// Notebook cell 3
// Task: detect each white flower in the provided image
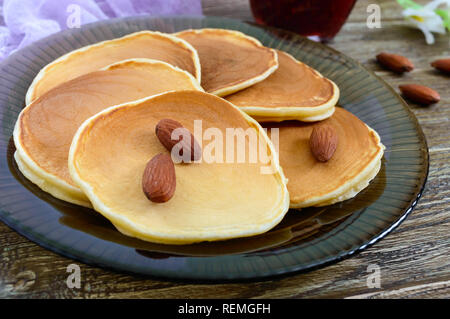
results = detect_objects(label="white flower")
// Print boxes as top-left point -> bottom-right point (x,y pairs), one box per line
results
402,0 -> 449,44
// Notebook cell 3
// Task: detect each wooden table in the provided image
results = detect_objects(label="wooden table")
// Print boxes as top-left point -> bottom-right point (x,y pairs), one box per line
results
1,0 -> 449,298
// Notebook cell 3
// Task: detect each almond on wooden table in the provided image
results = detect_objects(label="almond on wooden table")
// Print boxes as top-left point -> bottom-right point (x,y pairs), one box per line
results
142,153 -> 176,203
399,84 -> 440,106
309,124 -> 338,162
155,118 -> 201,162
431,58 -> 450,74
376,52 -> 414,73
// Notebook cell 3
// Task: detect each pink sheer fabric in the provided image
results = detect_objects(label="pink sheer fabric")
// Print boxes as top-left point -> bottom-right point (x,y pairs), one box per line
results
0,0 -> 202,60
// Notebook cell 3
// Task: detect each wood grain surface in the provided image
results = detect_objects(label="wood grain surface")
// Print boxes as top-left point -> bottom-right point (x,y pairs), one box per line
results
1,0 -> 449,299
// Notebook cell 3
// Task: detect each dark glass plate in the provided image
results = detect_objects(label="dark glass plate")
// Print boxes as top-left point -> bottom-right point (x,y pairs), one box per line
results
0,16 -> 428,280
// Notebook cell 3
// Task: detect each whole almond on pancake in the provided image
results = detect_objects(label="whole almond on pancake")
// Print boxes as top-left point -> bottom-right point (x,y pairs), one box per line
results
142,153 -> 176,203
155,119 -> 201,162
309,124 -> 338,162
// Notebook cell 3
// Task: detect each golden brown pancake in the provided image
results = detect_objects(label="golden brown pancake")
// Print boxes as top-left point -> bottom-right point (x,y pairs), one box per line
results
26,31 -> 201,103
14,59 -> 203,207
226,50 -> 339,122
263,107 -> 384,208
69,90 -> 289,245
175,28 -> 278,96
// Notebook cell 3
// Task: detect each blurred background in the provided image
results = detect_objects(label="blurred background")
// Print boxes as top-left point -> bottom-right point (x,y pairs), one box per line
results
2,0 -> 449,61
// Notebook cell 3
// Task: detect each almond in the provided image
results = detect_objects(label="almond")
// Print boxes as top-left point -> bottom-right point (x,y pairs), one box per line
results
309,124 -> 338,162
155,119 -> 201,162
142,153 -> 176,203
431,58 -> 450,74
376,52 -> 414,73
399,84 -> 440,105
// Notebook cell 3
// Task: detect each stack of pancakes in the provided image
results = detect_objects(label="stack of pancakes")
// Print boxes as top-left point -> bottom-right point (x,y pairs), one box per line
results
14,29 -> 384,245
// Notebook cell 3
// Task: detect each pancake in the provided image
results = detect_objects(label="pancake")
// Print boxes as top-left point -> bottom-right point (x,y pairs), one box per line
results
263,107 -> 385,208
26,31 -> 201,104
175,28 -> 278,96
226,50 -> 339,122
14,59 -> 203,207
68,90 -> 289,244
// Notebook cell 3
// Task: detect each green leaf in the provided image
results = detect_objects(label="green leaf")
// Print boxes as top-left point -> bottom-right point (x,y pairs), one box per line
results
396,0 -> 423,9
436,8 -> 450,30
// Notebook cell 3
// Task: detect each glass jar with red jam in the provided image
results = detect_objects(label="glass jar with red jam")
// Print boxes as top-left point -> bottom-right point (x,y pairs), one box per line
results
250,0 -> 357,42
